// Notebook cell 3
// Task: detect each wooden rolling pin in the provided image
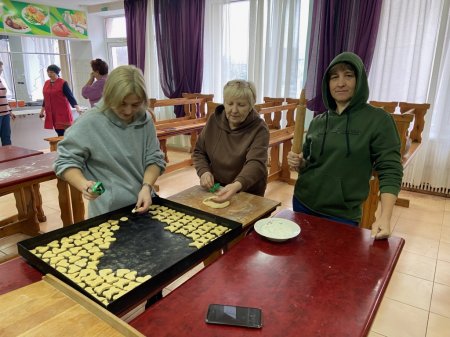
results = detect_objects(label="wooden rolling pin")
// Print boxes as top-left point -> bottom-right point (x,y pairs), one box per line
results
292,89 -> 307,154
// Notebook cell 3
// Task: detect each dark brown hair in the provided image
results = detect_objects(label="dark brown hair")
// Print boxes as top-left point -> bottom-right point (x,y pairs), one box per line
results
90,58 -> 109,75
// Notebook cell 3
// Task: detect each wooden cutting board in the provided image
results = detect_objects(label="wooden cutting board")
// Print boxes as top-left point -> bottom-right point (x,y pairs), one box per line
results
0,274 -> 144,337
168,185 -> 281,228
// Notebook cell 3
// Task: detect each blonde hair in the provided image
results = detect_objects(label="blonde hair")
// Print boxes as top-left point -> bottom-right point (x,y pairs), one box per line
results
101,65 -> 148,111
223,79 -> 257,108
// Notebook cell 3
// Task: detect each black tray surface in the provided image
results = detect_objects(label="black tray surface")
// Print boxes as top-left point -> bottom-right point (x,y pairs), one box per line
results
18,196 -> 243,314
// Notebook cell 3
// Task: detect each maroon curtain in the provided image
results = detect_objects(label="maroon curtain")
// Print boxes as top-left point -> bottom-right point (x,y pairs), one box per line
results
124,0 -> 148,73
305,0 -> 383,114
154,0 -> 205,117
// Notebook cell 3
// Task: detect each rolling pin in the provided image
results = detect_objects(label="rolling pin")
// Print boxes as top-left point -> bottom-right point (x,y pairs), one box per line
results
292,89 -> 306,154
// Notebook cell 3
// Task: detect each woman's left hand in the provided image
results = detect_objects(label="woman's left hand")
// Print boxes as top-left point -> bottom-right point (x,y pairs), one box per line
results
371,218 -> 391,240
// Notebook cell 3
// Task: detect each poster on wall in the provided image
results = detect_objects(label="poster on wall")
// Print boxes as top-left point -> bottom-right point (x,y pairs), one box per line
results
1,0 -> 51,36
49,7 -> 88,39
0,0 -> 88,39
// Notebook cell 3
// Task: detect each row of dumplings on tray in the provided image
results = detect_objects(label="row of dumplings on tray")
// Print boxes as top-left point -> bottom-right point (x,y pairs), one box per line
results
30,217 -> 151,306
148,204 -> 231,249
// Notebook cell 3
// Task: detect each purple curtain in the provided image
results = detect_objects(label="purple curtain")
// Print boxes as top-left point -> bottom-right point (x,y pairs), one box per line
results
154,0 -> 205,117
305,0 -> 383,114
124,0 -> 148,73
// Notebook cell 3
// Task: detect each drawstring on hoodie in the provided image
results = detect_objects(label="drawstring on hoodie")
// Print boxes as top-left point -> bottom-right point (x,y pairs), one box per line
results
345,113 -> 350,157
319,112 -> 329,156
319,111 -> 351,157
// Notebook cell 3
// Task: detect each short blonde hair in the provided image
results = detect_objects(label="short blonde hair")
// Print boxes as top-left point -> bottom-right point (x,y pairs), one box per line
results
223,79 -> 257,108
101,65 -> 148,111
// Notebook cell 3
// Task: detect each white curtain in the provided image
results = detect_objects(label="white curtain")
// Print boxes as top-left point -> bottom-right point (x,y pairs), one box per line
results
21,37 -> 59,101
202,0 -> 309,103
368,0 -> 450,193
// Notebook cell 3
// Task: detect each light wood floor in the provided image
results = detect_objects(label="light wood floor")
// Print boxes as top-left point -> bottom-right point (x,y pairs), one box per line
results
1,151 -> 449,336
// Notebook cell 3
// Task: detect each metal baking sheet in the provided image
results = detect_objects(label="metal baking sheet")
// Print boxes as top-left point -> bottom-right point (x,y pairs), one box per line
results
17,196 -> 243,315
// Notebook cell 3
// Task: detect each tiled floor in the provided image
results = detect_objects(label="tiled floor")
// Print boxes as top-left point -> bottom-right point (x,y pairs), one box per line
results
1,149 -> 449,336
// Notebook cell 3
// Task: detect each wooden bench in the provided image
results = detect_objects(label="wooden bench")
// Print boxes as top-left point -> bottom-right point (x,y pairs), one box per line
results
150,97 -> 209,173
360,102 -> 430,228
182,93 -> 214,119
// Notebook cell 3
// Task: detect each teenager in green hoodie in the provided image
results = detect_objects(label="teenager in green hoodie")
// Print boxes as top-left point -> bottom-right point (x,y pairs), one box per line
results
287,52 -> 403,239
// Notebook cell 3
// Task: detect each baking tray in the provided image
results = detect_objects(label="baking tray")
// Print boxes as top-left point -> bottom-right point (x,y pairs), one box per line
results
18,196 -> 243,315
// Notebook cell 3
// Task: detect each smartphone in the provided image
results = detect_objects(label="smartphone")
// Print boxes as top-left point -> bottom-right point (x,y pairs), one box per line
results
205,304 -> 263,328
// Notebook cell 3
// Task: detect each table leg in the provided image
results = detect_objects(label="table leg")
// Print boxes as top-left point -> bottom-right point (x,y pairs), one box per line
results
0,187 -> 40,238
70,185 -> 85,223
56,178 -> 74,226
32,184 -> 47,222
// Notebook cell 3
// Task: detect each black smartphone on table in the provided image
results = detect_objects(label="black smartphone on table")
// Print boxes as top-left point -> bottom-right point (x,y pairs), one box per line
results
205,304 -> 263,328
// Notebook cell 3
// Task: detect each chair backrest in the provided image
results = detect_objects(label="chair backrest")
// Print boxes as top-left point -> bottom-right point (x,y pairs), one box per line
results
391,112 -> 415,157
398,102 -> 430,143
369,101 -> 398,113
206,101 -> 220,118
263,97 -> 285,105
182,93 -> 214,118
149,97 -> 206,121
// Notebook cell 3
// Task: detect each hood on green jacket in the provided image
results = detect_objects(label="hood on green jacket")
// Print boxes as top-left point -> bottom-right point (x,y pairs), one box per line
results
322,52 -> 369,113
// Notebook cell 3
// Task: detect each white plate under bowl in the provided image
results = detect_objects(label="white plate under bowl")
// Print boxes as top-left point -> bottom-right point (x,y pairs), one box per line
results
254,218 -> 301,242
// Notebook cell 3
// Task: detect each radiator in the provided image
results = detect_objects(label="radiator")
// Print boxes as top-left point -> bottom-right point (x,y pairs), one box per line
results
402,181 -> 450,197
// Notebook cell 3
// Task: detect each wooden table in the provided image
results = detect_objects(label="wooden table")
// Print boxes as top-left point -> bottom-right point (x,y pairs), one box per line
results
130,209 -> 404,337
167,185 -> 280,229
0,152 -> 85,238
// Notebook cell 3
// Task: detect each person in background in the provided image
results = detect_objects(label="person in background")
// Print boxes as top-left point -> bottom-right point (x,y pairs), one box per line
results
287,52 -> 403,239
0,61 -> 15,146
192,79 -> 269,202
54,65 -> 166,218
82,58 -> 109,107
39,64 -> 82,136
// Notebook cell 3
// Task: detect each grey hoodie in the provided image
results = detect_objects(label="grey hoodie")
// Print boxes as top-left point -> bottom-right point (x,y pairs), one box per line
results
54,101 -> 166,217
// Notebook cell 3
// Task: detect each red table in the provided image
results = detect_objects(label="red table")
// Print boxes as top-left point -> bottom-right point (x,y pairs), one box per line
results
130,210 -> 404,337
0,152 -> 85,238
0,145 -> 42,164
0,258 -> 42,295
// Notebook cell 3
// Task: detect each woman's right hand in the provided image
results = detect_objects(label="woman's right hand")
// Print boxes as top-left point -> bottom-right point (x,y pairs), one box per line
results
82,180 -> 101,200
287,151 -> 305,171
200,172 -> 214,190
39,110 -> 45,118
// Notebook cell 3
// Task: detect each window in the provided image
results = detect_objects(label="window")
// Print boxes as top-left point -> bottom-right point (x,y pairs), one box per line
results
105,16 -> 128,69
0,35 -> 72,105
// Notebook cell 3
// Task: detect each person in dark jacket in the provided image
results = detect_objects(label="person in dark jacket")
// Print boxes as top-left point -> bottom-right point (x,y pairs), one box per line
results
287,52 -> 403,239
39,64 -> 82,136
193,79 -> 269,203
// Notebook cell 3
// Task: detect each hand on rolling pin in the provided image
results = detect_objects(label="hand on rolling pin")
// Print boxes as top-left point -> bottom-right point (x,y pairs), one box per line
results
200,172 -> 214,190
210,181 -> 242,203
287,151 -> 306,172
82,181 -> 101,200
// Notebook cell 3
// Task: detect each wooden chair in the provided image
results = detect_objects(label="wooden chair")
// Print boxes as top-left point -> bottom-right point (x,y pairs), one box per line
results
369,101 -> 398,113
